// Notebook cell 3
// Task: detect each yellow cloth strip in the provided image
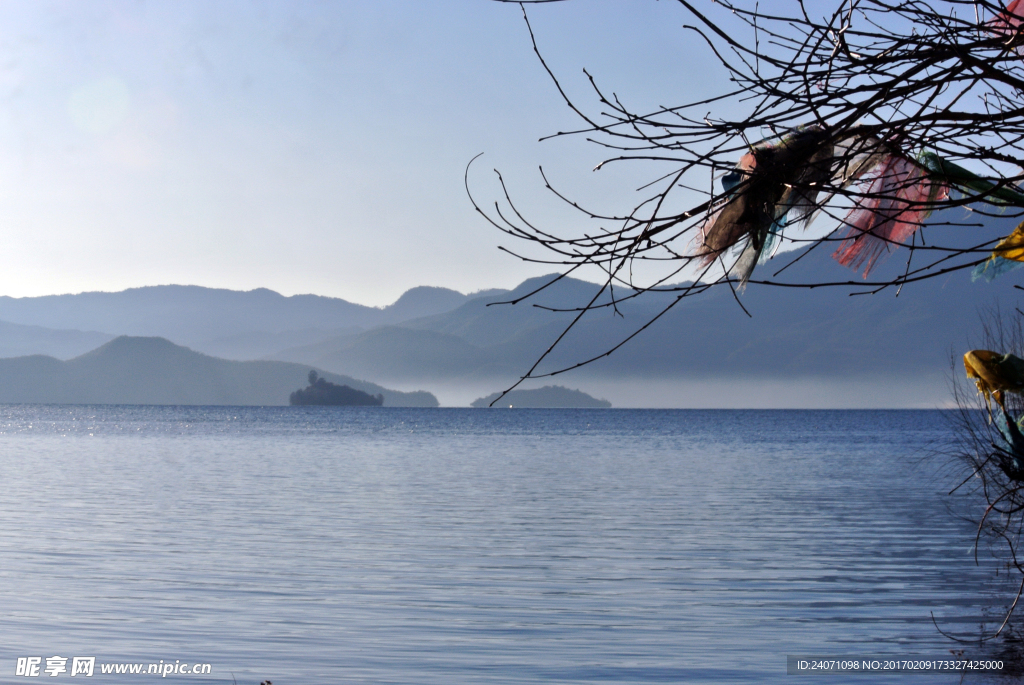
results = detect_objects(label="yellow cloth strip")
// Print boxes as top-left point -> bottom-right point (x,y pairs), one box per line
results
965,349 -> 1024,410
990,220 -> 1024,263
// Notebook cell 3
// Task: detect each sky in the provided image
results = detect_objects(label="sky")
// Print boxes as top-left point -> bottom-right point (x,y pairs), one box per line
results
0,0 -> 727,306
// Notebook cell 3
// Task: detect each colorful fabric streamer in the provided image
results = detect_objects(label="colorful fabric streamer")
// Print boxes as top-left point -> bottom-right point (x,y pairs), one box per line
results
964,349 -> 1024,410
965,349 -> 1024,480
921,153 -> 1024,206
696,125 -> 836,286
698,123 -> 1024,283
832,154 -> 949,277
991,0 -> 1024,50
927,152 -> 1024,283
830,147 -> 1024,277
919,153 -> 1024,283
993,406 -> 1024,482
973,221 -> 1024,281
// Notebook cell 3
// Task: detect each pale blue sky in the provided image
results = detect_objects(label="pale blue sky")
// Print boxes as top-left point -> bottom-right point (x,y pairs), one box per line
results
0,0 -> 723,305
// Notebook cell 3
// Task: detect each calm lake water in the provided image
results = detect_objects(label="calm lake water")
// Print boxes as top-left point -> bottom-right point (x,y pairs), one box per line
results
0,407 -> 1014,683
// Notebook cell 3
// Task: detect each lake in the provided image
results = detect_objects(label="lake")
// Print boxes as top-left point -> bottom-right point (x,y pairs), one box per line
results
0,406 -> 1012,683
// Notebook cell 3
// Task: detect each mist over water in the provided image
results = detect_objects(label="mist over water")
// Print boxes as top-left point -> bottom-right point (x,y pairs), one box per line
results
580,375 -> 954,409
411,376 -> 951,409
0,406 -> 1010,683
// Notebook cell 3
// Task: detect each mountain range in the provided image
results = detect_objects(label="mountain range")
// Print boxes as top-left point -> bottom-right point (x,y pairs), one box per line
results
0,211 -> 1019,407
261,217 -> 1020,406
0,284 -> 508,361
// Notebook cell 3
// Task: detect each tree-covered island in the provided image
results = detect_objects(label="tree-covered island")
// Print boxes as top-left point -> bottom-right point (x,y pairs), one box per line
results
290,370 -> 384,406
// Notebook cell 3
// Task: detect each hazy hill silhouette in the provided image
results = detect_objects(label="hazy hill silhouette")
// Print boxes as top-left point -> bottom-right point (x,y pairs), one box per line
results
383,286 -> 478,324
0,320 -> 113,359
268,212 -> 1021,397
0,285 -> 508,360
0,209 -> 1018,406
0,336 -> 437,406
471,385 -> 612,408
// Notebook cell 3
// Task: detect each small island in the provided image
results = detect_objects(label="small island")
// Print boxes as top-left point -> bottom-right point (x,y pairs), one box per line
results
471,385 -> 611,408
290,371 -> 384,406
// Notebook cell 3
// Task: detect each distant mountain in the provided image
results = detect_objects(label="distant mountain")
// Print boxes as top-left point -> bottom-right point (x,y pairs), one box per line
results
271,325 -> 499,381
472,385 -> 612,408
0,286 -> 375,344
196,327 -> 365,362
0,336 -> 437,406
380,286 -> 473,324
0,320 -> 113,360
0,285 -> 510,361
